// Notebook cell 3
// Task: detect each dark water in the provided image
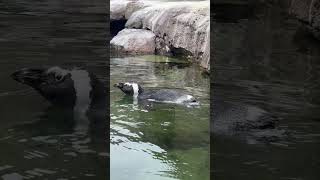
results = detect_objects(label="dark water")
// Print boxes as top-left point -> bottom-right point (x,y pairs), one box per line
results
0,0 -> 108,179
212,3 -> 320,180
148,0 -> 207,1
110,55 -> 210,180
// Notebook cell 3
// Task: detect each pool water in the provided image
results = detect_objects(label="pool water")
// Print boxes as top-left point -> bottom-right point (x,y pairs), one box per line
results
110,55 -> 210,180
212,3 -> 320,180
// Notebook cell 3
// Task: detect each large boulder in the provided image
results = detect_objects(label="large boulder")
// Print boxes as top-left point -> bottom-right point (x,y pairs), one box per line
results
110,28 -> 156,54
125,1 -> 210,70
110,0 -> 130,20
110,0 -> 210,71
110,0 -> 151,21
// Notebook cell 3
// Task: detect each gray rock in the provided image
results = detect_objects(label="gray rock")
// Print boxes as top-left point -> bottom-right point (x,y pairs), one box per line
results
110,0 -> 151,21
110,0 -> 130,20
110,28 -> 156,54
110,0 -> 210,70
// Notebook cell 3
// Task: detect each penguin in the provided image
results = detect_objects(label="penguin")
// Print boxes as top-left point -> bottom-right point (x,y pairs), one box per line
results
114,82 -> 200,107
11,66 -> 106,107
10,66 -> 109,178
211,98 -> 288,144
11,66 -> 107,136
11,66 -> 287,144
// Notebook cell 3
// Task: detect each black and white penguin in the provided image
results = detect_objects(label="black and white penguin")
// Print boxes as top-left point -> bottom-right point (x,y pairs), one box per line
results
11,66 -> 286,144
114,82 -> 200,106
212,99 -> 288,144
11,66 -> 107,135
114,82 -> 287,143
11,66 -> 109,170
12,66 -> 106,107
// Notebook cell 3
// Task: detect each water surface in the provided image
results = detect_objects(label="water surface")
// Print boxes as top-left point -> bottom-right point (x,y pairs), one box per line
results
0,0 -> 108,179
110,55 -> 210,180
212,3 -> 320,180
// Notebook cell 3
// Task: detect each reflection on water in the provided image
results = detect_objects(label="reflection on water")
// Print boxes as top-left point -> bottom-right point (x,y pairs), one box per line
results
0,88 -> 109,179
110,56 -> 210,180
0,0 -> 107,179
212,2 -> 320,180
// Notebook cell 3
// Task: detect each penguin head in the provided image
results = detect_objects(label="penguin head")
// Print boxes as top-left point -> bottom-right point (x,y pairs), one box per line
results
11,66 -> 93,107
114,82 -> 143,96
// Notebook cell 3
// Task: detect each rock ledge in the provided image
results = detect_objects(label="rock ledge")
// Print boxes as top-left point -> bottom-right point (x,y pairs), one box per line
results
110,0 -> 210,70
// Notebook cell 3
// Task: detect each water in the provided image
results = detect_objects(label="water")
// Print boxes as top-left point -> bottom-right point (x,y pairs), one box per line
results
110,55 -> 210,180
0,0 -> 108,179
212,3 -> 320,180
147,0 -> 208,1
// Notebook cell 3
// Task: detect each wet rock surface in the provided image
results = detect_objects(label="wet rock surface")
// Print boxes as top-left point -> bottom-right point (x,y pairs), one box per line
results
110,0 -> 210,70
111,28 -> 156,54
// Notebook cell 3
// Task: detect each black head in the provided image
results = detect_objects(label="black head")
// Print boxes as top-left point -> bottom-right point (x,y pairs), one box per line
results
11,66 -> 76,106
114,82 -> 143,96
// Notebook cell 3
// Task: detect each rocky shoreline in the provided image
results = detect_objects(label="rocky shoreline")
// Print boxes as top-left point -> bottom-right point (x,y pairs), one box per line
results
110,0 -> 210,71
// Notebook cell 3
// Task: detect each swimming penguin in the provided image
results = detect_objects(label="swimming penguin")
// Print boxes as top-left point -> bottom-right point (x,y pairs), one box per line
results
11,66 -> 107,107
11,66 -> 107,136
10,66 -> 109,175
11,66 -> 286,144
212,98 -> 288,144
114,82 -> 200,107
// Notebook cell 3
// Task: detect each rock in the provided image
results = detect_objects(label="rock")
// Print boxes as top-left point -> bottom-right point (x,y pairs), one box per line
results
125,1 -> 210,69
155,37 -> 172,56
110,0 -> 149,36
110,28 -> 156,54
110,0 -> 130,20
289,0 -> 320,39
110,0 -> 151,21
110,0 -> 210,71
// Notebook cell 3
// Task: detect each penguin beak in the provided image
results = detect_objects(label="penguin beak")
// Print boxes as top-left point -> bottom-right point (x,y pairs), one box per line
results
11,68 -> 44,86
114,83 -> 123,88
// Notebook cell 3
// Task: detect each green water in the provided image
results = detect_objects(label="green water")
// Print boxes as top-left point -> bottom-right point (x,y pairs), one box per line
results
110,55 -> 210,180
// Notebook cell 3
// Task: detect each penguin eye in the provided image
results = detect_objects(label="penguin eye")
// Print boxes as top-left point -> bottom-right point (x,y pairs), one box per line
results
55,75 -> 63,81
